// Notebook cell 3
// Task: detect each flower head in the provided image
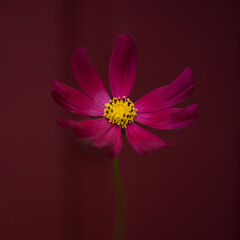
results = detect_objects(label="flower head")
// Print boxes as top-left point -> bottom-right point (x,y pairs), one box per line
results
51,34 -> 199,157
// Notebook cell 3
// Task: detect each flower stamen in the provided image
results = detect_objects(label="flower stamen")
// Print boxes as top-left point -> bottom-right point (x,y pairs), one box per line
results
103,96 -> 137,128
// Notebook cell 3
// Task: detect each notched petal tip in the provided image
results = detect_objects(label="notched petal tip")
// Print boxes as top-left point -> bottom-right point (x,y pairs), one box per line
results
162,139 -> 174,147
58,119 -> 70,127
126,123 -> 173,155
71,47 -> 88,65
139,138 -> 174,155
51,79 -> 61,92
117,33 -> 134,41
73,46 -> 86,53
184,66 -> 192,73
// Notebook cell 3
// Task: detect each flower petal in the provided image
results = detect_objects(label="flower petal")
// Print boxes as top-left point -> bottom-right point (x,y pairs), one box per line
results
135,68 -> 194,112
71,47 -> 110,106
135,104 -> 199,130
59,118 -> 108,138
59,118 -> 122,157
93,124 -> 122,158
51,79 -> 104,116
109,33 -> 137,98
125,123 -> 173,154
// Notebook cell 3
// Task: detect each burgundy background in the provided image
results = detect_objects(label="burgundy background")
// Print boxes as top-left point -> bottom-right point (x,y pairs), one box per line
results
0,0 -> 239,239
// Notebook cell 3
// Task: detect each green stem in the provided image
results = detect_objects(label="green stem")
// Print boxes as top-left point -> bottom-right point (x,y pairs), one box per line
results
113,157 -> 125,240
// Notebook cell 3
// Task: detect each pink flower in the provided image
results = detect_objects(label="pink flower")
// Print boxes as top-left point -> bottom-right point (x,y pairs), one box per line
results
51,34 -> 199,157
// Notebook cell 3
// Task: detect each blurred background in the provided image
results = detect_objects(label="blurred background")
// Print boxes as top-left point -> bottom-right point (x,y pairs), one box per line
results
0,0 -> 239,239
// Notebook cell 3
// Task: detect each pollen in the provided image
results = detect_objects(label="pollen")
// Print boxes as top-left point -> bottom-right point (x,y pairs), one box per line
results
103,96 -> 137,128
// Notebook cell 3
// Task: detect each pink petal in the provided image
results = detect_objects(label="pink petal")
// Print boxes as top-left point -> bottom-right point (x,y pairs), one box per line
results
125,123 -> 173,155
135,104 -> 199,130
59,118 -> 122,158
135,68 -> 194,112
109,33 -> 137,98
59,118 -> 108,138
93,124 -> 122,158
51,79 -> 104,116
71,47 -> 110,106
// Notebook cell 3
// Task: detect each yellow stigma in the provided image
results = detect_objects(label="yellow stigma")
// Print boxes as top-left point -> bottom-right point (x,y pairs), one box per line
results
103,96 -> 137,128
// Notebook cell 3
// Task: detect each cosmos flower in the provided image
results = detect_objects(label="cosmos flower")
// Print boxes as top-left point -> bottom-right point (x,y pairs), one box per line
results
51,34 -> 199,157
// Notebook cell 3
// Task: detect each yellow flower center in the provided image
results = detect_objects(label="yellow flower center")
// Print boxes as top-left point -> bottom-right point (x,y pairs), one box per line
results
103,96 -> 137,128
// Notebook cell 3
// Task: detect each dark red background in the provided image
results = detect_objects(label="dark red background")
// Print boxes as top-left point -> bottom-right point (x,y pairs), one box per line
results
0,0 -> 239,239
